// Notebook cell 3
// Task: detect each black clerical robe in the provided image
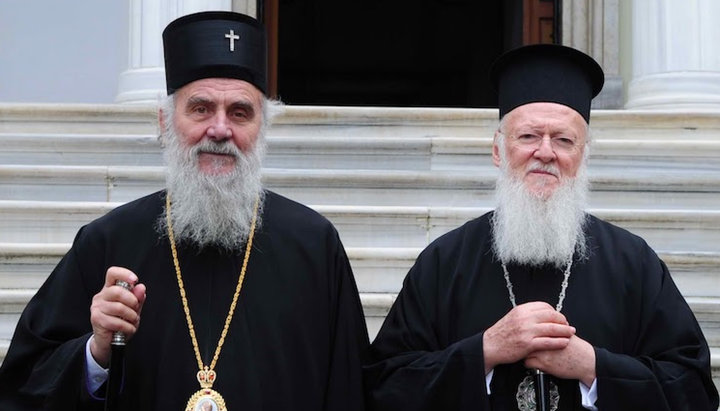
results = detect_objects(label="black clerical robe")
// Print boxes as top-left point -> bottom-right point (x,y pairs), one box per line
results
0,190 -> 369,410
364,212 -> 718,410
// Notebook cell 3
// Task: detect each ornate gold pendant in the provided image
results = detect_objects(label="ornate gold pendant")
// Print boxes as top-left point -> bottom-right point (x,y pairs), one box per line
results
185,387 -> 227,411
185,368 -> 228,411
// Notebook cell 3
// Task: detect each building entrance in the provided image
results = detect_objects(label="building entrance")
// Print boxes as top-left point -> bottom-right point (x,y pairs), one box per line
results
263,0 -> 557,107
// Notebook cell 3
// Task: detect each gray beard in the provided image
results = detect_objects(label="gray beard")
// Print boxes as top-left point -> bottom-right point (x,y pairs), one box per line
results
491,162 -> 589,268
157,125 -> 266,251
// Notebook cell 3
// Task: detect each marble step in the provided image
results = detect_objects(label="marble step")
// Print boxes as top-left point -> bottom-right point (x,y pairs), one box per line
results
2,333 -> 718,391
1,340 -> 7,365
2,165 -> 720,208
1,200 -> 719,253
1,243 -> 718,299
0,165 -> 488,205
3,104 -> 720,142
1,291 -> 719,366
3,132 -> 720,172
1,104 -> 719,171
2,282 -> 719,383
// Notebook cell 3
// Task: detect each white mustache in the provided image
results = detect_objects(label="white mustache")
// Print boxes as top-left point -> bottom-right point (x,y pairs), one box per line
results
527,162 -> 559,176
191,139 -> 241,158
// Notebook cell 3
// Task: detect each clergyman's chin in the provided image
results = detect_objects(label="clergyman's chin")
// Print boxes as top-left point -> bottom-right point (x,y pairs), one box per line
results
491,170 -> 589,268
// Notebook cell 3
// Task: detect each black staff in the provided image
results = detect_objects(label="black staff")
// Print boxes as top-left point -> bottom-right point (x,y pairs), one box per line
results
534,369 -> 550,411
105,280 -> 131,411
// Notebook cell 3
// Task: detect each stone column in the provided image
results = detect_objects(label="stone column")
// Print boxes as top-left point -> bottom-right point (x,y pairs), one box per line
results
232,0 -> 257,16
562,0 -> 622,109
115,0 -> 238,104
626,0 -> 720,110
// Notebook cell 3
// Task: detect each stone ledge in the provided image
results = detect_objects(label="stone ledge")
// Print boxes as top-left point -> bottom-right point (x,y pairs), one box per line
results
2,166 -> 720,210
0,243 -> 718,296
2,132 -> 720,169
0,293 -> 718,383
0,289 -> 717,326
4,201 -> 720,221
2,102 -> 720,127
3,344 -> 720,382
2,242 -> 718,264
0,290 -> 717,338
2,201 -> 719,252
2,165 -> 718,191
0,289 -> 36,313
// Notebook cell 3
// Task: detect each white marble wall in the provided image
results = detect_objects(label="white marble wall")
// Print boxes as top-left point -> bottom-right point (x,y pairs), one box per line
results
0,0 -> 127,104
626,0 -> 720,110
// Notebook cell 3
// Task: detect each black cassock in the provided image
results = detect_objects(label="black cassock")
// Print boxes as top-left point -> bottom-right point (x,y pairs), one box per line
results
364,212 -> 718,410
0,190 -> 369,410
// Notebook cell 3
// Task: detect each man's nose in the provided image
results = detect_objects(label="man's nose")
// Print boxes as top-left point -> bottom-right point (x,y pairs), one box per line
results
533,135 -> 557,162
206,113 -> 232,140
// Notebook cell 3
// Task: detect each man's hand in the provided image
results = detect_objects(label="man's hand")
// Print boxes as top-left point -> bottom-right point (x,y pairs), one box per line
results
524,334 -> 596,386
483,302 -> 576,373
89,267 -> 147,367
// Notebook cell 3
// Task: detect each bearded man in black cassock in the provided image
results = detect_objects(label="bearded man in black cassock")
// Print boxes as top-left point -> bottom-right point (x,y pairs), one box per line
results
0,11 -> 368,411
364,44 -> 719,410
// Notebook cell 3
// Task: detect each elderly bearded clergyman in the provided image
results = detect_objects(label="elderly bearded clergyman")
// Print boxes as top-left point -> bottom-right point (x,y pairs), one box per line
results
0,12 -> 368,411
363,45 -> 719,410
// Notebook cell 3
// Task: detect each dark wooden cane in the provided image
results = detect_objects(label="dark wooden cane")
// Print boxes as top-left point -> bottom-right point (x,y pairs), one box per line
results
534,369 -> 550,411
104,280 -> 131,411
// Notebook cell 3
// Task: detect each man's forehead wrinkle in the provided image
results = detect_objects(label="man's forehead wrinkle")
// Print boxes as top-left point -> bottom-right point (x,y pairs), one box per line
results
179,99 -> 257,123
508,115 -> 582,136
188,90 -> 254,105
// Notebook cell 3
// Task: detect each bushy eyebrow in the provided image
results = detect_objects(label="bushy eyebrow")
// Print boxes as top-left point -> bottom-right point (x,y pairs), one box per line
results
185,96 -> 214,110
512,121 -> 578,136
183,96 -> 256,118
229,101 -> 256,118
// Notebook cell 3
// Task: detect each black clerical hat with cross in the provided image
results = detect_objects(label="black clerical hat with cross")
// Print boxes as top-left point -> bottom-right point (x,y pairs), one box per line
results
162,11 -> 267,95
489,44 -> 604,123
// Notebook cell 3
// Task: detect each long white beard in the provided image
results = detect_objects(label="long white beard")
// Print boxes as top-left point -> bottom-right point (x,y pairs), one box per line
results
158,125 -> 266,251
491,161 -> 589,268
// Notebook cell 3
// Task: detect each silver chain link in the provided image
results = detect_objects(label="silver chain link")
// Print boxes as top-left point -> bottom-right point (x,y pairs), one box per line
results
501,258 -> 573,312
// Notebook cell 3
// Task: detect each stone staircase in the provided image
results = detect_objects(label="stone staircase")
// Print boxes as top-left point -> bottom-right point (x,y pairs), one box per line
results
1,103 -> 719,390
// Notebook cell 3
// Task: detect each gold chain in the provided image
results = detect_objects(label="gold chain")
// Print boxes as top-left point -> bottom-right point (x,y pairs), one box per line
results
165,193 -> 258,375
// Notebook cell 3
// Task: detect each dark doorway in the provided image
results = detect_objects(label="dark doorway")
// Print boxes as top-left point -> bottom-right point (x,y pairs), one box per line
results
268,0 -> 557,108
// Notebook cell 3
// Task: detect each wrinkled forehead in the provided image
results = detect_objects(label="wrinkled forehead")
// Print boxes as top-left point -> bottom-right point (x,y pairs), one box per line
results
174,78 -> 264,106
503,102 -> 588,137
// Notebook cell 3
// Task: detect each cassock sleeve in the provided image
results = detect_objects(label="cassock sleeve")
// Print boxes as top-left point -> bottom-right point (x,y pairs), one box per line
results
594,254 -> 719,410
323,231 -> 371,411
0,227 -> 105,410
363,246 -> 491,411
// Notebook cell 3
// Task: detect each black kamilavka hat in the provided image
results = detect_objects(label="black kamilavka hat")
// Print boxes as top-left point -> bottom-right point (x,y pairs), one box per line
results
162,11 -> 267,95
489,44 -> 604,123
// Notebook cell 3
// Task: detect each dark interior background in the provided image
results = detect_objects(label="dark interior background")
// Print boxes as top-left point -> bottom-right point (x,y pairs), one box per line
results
275,0 -> 523,108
